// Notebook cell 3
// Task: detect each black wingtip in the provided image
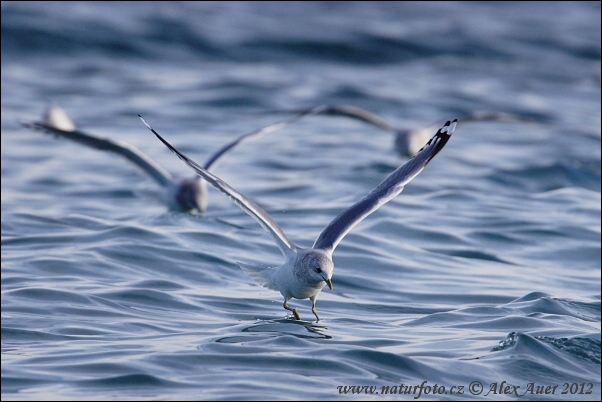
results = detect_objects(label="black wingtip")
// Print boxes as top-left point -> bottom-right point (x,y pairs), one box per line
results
138,115 -> 188,165
138,114 -> 166,144
414,118 -> 456,161
441,119 -> 458,129
439,119 -> 457,134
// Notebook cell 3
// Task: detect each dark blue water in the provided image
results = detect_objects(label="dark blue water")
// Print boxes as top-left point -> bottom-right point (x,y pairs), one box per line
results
2,2 -> 600,400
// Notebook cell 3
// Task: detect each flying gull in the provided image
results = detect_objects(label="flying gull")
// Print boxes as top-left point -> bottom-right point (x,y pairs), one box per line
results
140,114 -> 456,321
22,105 -> 329,213
288,105 -> 532,156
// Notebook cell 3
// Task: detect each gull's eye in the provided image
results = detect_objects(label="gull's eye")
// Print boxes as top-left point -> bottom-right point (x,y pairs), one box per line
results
315,267 -> 322,273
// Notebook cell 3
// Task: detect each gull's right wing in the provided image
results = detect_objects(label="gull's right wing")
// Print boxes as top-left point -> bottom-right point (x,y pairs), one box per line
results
203,105 -> 330,171
140,115 -> 297,259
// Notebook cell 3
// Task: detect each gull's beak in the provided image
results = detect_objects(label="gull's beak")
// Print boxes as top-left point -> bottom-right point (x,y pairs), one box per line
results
325,278 -> 333,291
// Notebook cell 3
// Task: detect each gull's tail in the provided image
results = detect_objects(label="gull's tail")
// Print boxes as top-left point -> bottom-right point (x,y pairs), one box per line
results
237,262 -> 279,291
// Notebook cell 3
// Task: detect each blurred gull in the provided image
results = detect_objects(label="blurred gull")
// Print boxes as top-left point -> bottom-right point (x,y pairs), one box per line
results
290,105 -> 535,156
22,105 -> 327,213
141,115 -> 456,321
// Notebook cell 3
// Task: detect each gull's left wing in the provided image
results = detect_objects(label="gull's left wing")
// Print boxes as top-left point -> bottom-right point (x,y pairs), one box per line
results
312,119 -> 456,255
22,122 -> 175,188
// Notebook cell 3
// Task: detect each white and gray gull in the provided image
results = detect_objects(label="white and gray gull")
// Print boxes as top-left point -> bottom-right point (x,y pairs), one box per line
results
140,114 -> 456,321
22,105 -> 329,213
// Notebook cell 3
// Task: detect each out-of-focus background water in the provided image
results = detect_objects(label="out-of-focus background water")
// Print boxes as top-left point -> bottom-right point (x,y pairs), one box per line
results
1,2 -> 600,400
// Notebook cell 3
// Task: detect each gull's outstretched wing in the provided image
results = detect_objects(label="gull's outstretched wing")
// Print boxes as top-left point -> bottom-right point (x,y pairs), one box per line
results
395,111 -> 537,156
419,111 -> 537,138
307,104 -> 398,133
282,105 -> 536,156
22,119 -> 174,188
313,107 -> 535,133
459,110 -> 537,125
203,105 -> 329,171
313,119 -> 456,255
140,116 -> 297,258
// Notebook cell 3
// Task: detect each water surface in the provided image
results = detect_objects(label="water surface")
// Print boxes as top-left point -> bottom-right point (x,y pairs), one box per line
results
2,2 -> 600,400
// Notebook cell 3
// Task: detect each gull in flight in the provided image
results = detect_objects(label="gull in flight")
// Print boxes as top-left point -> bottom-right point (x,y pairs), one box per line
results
287,105 -> 533,156
140,114 -> 456,321
22,105 -> 328,213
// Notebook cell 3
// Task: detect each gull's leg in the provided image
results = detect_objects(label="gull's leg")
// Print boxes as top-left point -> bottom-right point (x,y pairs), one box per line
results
283,300 -> 300,320
310,296 -> 320,322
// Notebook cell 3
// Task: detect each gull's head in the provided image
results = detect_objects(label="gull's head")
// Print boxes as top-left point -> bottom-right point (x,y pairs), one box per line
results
296,249 -> 334,291
44,105 -> 76,132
